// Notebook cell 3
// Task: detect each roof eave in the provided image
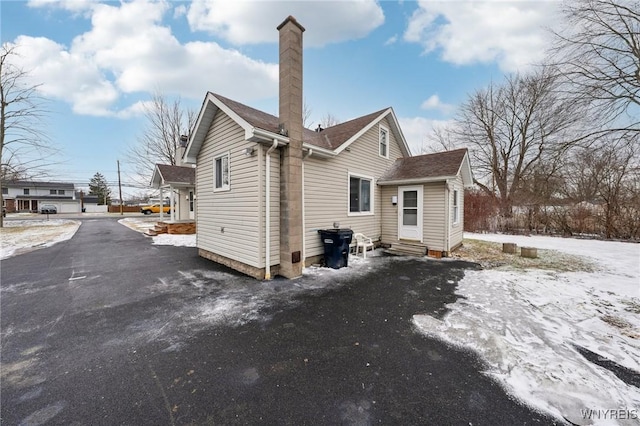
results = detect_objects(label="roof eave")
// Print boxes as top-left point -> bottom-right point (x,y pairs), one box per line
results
457,151 -> 474,188
377,176 -> 457,186
250,127 -> 290,144
150,165 -> 163,188
302,142 -> 336,158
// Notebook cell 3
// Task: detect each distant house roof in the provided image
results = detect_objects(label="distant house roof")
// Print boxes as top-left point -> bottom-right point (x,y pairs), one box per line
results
1,180 -> 75,190
151,164 -> 195,188
184,92 -> 411,162
378,148 -> 474,187
14,195 -> 74,200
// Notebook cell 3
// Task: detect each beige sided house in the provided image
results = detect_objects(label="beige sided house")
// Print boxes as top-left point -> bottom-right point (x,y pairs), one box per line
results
150,135 -> 196,231
183,16 -> 473,280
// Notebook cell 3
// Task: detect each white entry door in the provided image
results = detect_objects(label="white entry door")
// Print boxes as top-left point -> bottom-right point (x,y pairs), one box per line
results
188,191 -> 195,220
398,186 -> 423,241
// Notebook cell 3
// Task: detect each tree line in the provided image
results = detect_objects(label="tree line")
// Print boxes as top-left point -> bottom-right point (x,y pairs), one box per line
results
433,0 -> 639,240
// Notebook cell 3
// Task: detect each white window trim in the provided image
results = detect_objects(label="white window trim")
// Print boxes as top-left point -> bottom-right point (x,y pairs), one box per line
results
452,188 -> 460,225
213,151 -> 231,192
378,124 -> 390,159
347,172 -> 375,217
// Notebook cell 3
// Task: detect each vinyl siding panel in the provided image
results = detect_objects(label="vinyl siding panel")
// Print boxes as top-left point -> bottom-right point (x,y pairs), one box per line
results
260,144 -> 280,267
304,116 -> 404,259
423,182 -> 446,252
380,186 -> 398,243
196,110 -> 261,267
449,175 -> 464,249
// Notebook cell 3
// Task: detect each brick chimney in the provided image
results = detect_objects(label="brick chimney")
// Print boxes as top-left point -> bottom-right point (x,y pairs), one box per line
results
277,16 -> 304,279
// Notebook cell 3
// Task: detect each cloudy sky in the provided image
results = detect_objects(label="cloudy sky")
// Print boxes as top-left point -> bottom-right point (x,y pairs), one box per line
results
2,0 -> 560,196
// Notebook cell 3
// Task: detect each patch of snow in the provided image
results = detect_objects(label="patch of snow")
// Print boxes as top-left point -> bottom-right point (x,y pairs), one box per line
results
414,233 -> 640,425
151,234 -> 196,247
0,220 -> 81,260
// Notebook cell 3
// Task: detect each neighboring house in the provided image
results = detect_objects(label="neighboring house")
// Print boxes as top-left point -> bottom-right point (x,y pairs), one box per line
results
1,180 -> 80,213
150,136 -> 196,222
150,164 -> 196,221
183,16 -> 473,280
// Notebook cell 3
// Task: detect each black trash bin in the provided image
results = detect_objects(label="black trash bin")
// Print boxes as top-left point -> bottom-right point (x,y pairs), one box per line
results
318,228 -> 353,269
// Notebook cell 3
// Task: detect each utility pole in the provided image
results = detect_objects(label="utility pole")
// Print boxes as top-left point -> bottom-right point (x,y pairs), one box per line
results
117,160 -> 123,215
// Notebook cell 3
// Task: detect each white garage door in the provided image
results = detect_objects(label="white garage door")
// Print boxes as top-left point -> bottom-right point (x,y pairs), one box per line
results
60,202 -> 80,213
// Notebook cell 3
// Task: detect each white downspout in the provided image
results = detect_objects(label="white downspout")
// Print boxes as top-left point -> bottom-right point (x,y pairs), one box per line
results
301,149 -> 313,266
265,139 -> 279,280
159,187 -> 164,221
444,181 -> 450,253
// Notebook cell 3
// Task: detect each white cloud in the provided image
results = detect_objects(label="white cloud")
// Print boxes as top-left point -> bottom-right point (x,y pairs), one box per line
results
420,94 -> 454,114
28,0 -> 96,14
399,116 -> 454,155
384,34 -> 398,46
404,0 -> 558,72
186,0 -> 385,47
13,0 -> 278,117
8,36 -> 119,116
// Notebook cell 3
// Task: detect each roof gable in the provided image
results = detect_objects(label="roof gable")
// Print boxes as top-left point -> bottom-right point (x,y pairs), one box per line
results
378,148 -> 473,187
184,93 -> 412,161
151,164 -> 195,187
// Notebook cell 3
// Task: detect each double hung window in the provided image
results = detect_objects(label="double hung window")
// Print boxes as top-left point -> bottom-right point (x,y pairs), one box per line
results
214,153 -> 230,191
349,174 -> 373,214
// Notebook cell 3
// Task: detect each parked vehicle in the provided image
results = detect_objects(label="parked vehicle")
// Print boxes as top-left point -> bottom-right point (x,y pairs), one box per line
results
140,204 -> 171,215
40,204 -> 58,214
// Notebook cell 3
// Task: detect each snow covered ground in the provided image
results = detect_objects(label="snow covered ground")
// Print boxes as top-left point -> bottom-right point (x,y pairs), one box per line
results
3,218 -> 638,424
0,220 -> 81,260
118,217 -> 196,247
414,233 -> 640,425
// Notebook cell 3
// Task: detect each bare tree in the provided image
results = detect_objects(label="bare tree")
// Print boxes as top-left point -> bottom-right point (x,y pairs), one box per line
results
320,112 -> 341,128
302,99 -> 312,128
560,134 -> 639,239
550,0 -> 640,133
437,67 -> 587,220
127,92 -> 196,186
0,43 -> 55,227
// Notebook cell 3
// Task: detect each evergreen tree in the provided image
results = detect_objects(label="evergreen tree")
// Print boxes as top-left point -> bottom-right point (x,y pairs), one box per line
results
89,172 -> 112,205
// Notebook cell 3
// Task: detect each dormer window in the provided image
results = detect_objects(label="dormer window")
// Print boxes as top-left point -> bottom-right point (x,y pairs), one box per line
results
379,125 -> 389,159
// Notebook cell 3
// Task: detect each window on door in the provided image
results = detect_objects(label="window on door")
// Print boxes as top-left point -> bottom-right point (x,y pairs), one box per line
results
403,190 -> 418,226
349,174 -> 373,214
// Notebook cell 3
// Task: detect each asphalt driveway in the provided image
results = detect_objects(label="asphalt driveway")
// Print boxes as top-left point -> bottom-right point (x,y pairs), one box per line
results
0,218 -> 559,425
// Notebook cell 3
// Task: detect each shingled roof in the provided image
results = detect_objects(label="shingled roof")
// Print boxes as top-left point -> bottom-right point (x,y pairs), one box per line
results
378,148 -> 472,185
152,164 -> 195,187
304,109 -> 389,150
214,93 -> 281,135
210,92 -> 396,152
